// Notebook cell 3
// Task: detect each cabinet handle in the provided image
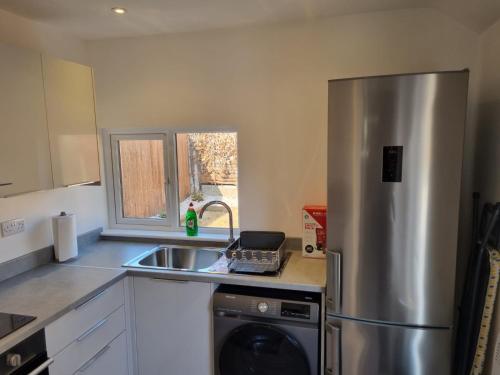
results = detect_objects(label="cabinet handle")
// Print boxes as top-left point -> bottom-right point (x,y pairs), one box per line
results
326,322 -> 341,375
64,180 -> 99,188
27,358 -> 54,375
76,317 -> 109,342
0,183 -> 13,187
76,345 -> 111,373
326,250 -> 342,313
3,190 -> 39,198
152,277 -> 188,283
75,289 -> 108,311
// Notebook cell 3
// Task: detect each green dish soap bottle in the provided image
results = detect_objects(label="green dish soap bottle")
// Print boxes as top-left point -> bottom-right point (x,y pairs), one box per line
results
185,202 -> 198,236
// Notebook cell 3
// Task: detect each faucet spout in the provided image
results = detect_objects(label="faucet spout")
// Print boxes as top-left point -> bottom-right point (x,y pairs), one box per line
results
199,200 -> 235,243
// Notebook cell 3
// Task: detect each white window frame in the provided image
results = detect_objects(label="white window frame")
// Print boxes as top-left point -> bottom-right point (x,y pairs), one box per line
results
103,128 -> 238,233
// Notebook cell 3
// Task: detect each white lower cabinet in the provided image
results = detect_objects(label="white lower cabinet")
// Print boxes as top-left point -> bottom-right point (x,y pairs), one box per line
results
133,277 -> 212,375
46,279 -> 130,375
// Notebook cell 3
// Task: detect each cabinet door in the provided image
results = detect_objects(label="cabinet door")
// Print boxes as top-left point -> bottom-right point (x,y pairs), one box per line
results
0,43 -> 53,196
42,55 -> 100,187
134,277 -> 212,375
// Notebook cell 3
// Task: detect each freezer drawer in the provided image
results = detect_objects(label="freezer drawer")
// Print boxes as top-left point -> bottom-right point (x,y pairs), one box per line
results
325,315 -> 452,375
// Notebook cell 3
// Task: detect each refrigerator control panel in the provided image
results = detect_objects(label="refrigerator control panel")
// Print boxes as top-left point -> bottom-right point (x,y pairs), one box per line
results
382,146 -> 403,182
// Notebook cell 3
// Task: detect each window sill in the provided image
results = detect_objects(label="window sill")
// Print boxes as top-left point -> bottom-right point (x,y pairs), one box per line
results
100,229 -> 234,243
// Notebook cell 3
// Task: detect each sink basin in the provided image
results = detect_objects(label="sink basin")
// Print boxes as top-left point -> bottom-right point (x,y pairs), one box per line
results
124,245 -> 226,272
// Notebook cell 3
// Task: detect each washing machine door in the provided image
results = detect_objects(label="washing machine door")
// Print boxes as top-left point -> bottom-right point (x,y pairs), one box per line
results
219,323 -> 310,375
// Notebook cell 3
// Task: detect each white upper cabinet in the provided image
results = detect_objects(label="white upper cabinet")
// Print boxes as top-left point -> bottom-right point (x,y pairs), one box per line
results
0,43 -> 53,197
0,43 -> 101,196
42,55 -> 101,187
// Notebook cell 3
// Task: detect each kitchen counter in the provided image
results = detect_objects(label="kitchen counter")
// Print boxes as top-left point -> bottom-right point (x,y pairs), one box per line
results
126,250 -> 326,292
0,264 -> 125,355
64,240 -> 157,269
68,239 -> 326,293
0,238 -> 326,354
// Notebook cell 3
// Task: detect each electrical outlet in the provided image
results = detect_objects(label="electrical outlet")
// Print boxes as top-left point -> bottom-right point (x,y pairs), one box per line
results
1,219 -> 25,237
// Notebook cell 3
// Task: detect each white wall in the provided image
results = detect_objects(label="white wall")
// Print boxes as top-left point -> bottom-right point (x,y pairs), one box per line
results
0,9 -> 87,64
0,9 -> 107,263
476,18 -> 500,375
87,8 -> 480,237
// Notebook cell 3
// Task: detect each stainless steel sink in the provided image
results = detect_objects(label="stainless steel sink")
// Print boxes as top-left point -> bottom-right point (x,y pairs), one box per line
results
124,245 -> 226,273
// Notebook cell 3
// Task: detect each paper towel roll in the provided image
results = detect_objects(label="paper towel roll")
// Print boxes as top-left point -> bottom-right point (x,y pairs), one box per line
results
52,212 -> 78,262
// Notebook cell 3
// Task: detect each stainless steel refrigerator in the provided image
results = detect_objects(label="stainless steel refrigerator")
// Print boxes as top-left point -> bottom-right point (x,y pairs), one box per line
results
326,71 -> 469,375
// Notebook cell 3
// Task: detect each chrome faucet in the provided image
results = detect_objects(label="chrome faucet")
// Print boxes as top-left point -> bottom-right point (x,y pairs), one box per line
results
199,200 -> 235,243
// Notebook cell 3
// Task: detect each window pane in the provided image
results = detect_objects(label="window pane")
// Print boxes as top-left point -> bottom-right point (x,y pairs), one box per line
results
176,132 -> 239,229
118,139 -> 166,219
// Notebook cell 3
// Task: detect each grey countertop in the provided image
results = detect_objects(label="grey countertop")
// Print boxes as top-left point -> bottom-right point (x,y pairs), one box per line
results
125,250 -> 327,292
64,240 -> 157,269
68,239 -> 326,292
0,238 -> 326,354
0,264 -> 125,354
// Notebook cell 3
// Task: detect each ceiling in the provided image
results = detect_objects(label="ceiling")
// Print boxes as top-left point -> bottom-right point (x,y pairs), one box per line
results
0,0 -> 499,40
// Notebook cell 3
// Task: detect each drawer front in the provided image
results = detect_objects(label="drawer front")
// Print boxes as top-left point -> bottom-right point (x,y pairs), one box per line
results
46,279 -> 125,356
73,331 -> 128,375
49,306 -> 126,375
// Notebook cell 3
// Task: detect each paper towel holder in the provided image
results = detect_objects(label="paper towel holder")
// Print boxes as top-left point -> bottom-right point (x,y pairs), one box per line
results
52,212 -> 78,262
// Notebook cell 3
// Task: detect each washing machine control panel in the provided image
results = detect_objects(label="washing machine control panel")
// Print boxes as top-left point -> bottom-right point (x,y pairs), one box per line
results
250,300 -> 312,320
257,302 -> 268,313
250,299 -> 278,315
280,302 -> 311,320
213,292 -> 319,323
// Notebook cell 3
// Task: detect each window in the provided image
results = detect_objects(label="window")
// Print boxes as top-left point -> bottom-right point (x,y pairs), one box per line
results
110,133 -> 170,226
176,132 -> 239,229
106,130 -> 239,231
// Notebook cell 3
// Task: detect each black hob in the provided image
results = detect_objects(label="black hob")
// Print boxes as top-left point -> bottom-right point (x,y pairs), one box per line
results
0,313 -> 36,340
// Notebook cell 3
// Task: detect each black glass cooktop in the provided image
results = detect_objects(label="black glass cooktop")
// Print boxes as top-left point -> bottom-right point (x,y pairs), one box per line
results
0,312 -> 36,340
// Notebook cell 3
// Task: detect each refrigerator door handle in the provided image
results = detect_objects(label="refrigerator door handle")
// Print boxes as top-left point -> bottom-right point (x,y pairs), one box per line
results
326,321 -> 341,375
327,250 -> 342,313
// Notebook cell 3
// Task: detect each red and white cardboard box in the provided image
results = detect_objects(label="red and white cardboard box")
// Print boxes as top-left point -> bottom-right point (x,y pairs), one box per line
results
302,205 -> 327,258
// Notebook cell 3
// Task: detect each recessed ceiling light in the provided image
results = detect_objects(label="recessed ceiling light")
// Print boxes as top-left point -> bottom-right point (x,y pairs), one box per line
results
111,7 -> 127,15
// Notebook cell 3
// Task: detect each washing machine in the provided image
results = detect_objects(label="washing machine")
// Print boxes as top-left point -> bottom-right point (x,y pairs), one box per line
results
213,284 -> 320,375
